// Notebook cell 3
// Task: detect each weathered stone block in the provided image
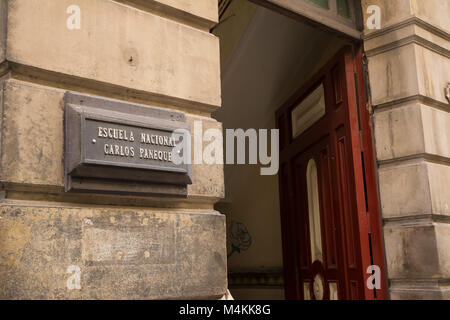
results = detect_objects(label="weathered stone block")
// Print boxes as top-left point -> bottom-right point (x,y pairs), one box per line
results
367,44 -> 419,106
367,42 -> 449,106
428,163 -> 450,216
0,204 -> 227,299
378,162 -> 432,218
415,45 -> 450,104
374,103 -> 425,161
0,79 -> 65,186
435,223 -> 450,276
374,103 -> 450,161
379,162 -> 450,218
384,222 -> 450,283
5,0 -> 221,110
383,223 -> 439,280
187,114 -> 225,200
0,79 -> 225,201
421,106 -> 450,160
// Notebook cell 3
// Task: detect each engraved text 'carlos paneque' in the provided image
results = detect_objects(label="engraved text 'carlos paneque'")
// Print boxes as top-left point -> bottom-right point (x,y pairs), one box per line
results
97,126 -> 176,162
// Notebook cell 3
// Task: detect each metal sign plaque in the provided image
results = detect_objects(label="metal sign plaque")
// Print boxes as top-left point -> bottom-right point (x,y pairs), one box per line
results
64,92 -> 192,197
83,117 -> 184,172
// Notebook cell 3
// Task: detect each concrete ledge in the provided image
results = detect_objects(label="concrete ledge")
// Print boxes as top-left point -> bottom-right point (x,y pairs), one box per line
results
115,0 -> 218,31
0,203 -> 227,299
363,16 -> 450,56
390,280 -> 450,299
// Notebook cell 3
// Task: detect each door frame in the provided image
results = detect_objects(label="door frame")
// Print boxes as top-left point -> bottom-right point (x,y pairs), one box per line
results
276,45 -> 388,300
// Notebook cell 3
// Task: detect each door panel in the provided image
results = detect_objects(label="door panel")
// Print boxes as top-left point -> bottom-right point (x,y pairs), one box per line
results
276,46 -> 387,300
319,146 -> 337,272
290,135 -> 333,300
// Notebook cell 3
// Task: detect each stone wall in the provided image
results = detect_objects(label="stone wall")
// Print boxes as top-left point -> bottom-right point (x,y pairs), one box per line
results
362,0 -> 450,299
0,0 -> 226,299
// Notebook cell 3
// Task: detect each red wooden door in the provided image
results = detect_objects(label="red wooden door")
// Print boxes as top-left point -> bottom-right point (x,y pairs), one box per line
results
276,46 -> 387,300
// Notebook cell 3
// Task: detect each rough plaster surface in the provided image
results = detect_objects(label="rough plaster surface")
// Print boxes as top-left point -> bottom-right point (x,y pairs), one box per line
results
0,205 -> 227,299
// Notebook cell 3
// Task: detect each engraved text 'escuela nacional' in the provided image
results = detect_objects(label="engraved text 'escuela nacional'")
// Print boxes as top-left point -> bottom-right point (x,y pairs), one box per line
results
97,126 -> 176,162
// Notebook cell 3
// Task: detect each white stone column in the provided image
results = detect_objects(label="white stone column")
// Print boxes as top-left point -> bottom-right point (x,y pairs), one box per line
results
362,0 -> 450,299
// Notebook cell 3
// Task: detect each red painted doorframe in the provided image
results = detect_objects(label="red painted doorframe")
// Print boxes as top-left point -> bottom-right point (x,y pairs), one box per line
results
276,45 -> 388,300
352,45 -> 389,300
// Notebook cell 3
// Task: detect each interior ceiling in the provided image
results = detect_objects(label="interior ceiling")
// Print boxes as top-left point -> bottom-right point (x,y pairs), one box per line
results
214,5 -> 337,130
213,4 -> 346,201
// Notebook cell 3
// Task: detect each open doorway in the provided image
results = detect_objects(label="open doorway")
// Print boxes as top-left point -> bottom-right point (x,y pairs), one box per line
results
213,0 -> 386,300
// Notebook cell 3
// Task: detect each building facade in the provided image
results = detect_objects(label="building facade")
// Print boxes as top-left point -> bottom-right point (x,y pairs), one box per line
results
0,0 -> 227,299
0,0 -> 449,300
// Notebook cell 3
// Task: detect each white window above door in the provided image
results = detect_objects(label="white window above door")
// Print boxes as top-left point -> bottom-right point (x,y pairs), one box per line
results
258,0 -> 362,39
